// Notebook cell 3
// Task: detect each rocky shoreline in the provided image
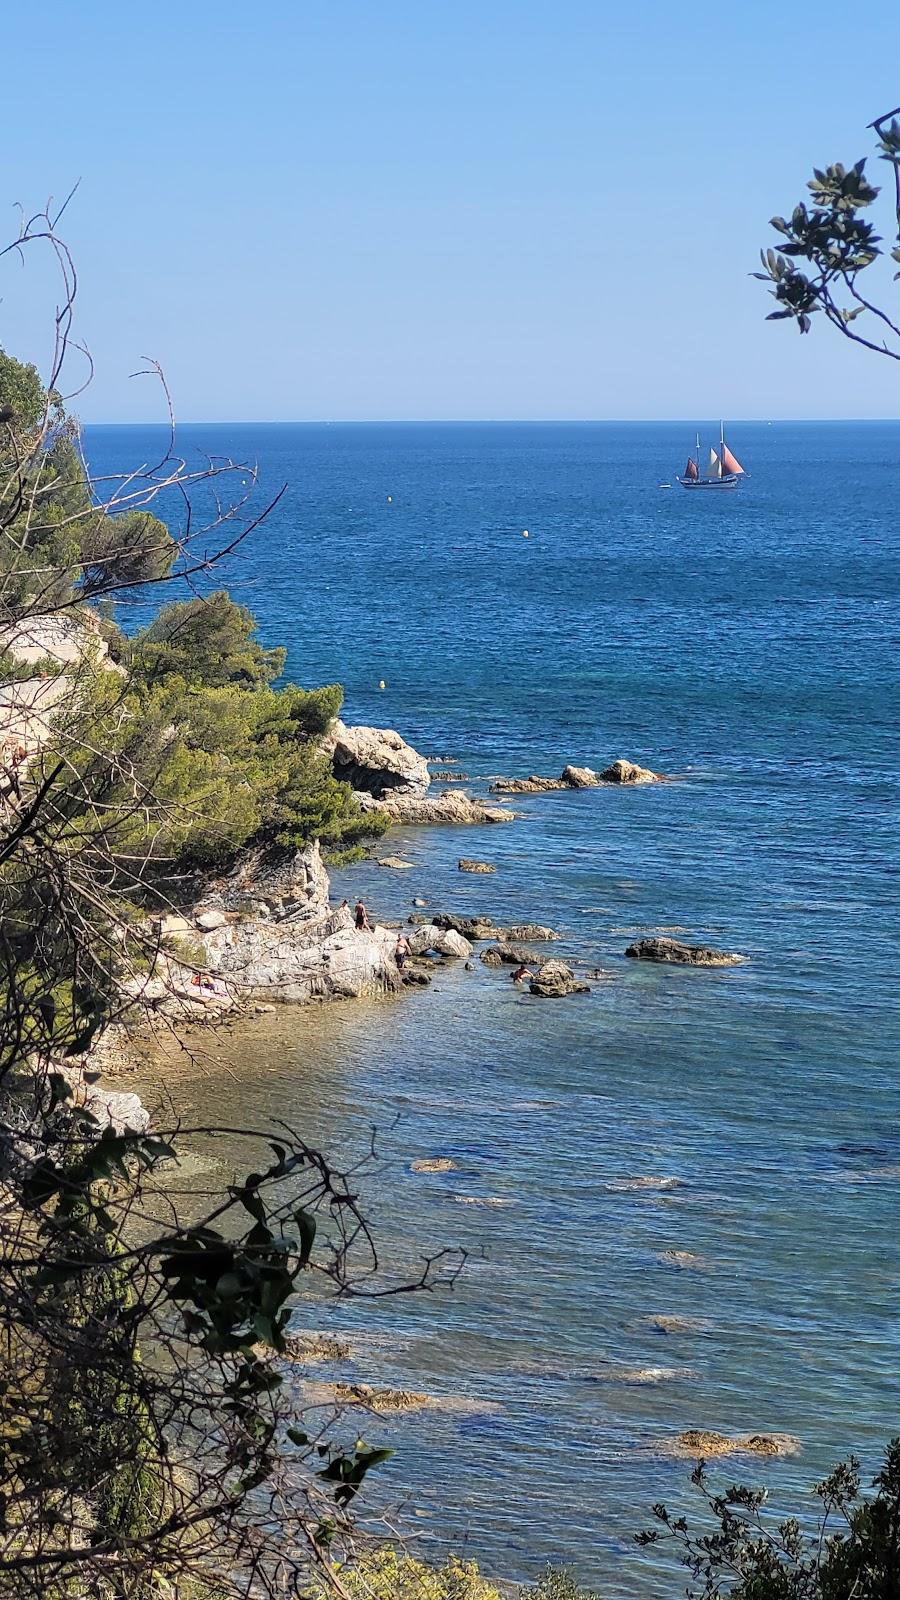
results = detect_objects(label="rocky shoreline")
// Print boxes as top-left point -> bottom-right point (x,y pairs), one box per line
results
73,719 -> 744,1126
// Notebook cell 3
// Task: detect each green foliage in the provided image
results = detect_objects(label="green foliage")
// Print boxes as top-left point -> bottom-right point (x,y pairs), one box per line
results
137,591 -> 286,688
0,346 -> 48,428
637,1439 -> 900,1599
78,507 -> 175,591
0,349 -> 178,610
341,1549 -> 503,1600
522,1568 -> 601,1600
756,110 -> 900,356
103,596 -> 385,868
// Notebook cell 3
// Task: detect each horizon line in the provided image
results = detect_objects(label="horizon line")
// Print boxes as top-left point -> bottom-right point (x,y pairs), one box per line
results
81,415 -> 900,427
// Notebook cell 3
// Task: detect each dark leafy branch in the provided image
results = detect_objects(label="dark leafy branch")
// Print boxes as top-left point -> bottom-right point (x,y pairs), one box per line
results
755,106 -> 900,359
637,1440 -> 900,1600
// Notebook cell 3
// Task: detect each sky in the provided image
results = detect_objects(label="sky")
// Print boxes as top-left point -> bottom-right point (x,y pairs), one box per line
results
3,0 -> 900,422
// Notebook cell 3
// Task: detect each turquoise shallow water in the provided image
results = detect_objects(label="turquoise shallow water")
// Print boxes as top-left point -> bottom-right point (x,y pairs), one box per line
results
88,422 -> 900,1593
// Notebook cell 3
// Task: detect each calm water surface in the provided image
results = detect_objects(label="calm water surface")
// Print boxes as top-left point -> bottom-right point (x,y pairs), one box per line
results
88,423 -> 900,1594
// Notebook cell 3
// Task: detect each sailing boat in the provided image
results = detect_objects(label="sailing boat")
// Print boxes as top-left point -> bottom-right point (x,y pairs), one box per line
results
678,423 -> 745,491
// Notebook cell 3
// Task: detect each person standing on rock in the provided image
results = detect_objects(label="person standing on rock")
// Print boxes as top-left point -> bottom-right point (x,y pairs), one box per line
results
395,933 -> 410,970
354,900 -> 371,931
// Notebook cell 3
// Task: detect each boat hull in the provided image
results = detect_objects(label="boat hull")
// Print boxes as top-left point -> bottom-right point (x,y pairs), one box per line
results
677,474 -> 740,491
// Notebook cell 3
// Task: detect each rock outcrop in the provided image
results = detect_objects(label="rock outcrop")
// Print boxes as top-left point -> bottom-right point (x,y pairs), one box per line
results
8,1056 -> 151,1147
597,759 -> 661,784
321,719 -> 430,798
491,775 -> 568,794
625,937 -> 743,967
221,840 -> 331,918
480,943 -> 541,968
491,761 -> 661,794
359,790 -> 514,825
407,924 -> 473,958
529,961 -> 590,998
561,765 -> 601,788
503,923 -> 560,942
432,913 -> 495,941
458,858 -> 495,873
137,842 -> 401,1010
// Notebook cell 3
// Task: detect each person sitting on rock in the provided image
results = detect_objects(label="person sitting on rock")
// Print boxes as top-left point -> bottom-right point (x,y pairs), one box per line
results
395,933 -> 410,970
511,964 -> 534,984
354,900 -> 370,931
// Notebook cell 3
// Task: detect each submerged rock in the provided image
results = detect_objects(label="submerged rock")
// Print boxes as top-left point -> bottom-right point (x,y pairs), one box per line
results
402,966 -> 432,987
529,961 -> 590,998
321,719 -> 430,798
410,1157 -> 459,1173
605,1176 -> 682,1193
665,1430 -> 800,1460
332,1383 -> 432,1412
646,1314 -> 712,1336
600,1365 -> 696,1385
458,858 -> 496,873
598,759 -> 662,784
658,1249 -> 708,1270
626,937 -> 743,967
407,924 -> 473,958
307,1381 -> 496,1416
264,1332 -> 351,1363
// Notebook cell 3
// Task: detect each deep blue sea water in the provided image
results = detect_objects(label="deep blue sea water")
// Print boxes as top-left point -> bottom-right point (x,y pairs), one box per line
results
86,422 -> 900,1594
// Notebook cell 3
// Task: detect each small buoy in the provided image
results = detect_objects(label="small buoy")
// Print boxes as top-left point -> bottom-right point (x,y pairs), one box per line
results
522,530 -> 529,538
387,495 -> 392,503
378,680 -> 386,690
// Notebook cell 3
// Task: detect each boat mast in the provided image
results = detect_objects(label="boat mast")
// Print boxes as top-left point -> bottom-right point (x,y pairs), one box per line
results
720,419 -> 725,475
696,432 -> 701,479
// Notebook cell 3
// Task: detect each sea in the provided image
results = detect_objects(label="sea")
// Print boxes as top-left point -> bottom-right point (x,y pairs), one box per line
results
85,421 -> 900,1596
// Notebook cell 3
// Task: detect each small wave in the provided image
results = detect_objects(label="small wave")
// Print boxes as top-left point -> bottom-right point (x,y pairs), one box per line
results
605,1176 -> 683,1193
657,1249 -> 710,1270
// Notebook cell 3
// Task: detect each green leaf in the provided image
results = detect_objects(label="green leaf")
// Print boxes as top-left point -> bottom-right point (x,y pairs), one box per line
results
294,1208 -> 316,1268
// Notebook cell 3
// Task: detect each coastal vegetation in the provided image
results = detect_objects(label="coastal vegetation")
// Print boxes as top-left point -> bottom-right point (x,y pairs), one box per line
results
639,1439 -> 900,1599
0,205 -> 402,1599
757,102 -> 900,359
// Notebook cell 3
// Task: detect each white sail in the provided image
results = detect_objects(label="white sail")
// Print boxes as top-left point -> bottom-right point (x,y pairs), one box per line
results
708,448 -> 721,478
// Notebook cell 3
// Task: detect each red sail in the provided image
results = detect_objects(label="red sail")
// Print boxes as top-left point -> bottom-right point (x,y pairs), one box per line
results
721,445 -> 744,475
684,457 -> 699,480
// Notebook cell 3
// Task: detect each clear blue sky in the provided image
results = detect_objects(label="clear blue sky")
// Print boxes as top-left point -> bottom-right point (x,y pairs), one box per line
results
4,1 -> 900,421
